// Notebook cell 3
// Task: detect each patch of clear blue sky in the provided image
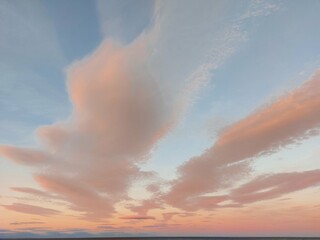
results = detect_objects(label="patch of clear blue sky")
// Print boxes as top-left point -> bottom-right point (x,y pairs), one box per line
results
43,0 -> 102,61
0,0 -> 68,145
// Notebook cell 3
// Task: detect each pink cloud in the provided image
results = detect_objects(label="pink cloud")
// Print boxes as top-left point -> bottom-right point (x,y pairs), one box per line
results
161,212 -> 196,222
165,71 -> 320,210
1,39 -> 177,220
129,198 -> 164,216
120,215 -> 155,220
178,195 -> 228,211
231,169 -> 320,204
10,221 -> 44,225
0,145 -> 49,166
10,187 -> 57,199
2,203 -> 60,216
34,173 -> 113,220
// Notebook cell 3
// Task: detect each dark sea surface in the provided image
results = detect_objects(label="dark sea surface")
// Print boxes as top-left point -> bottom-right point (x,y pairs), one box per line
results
2,237 -> 319,240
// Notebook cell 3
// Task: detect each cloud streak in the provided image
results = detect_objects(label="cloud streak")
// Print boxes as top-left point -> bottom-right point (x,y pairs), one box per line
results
231,169 -> 320,204
34,173 -> 114,219
10,187 -> 56,199
10,221 -> 44,225
2,203 -> 60,216
165,70 -> 320,210
120,215 -> 155,220
0,146 -> 49,166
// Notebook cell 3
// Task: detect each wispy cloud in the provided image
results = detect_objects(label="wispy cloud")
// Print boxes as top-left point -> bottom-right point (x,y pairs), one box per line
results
10,187 -> 56,199
10,221 -> 44,225
34,173 -> 114,219
164,70 -> 320,210
120,215 -> 155,220
2,203 -> 60,216
231,169 -> 320,204
0,146 -> 49,165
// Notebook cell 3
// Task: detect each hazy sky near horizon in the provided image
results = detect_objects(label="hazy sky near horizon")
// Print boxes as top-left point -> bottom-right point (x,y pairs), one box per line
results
1,0 -> 320,238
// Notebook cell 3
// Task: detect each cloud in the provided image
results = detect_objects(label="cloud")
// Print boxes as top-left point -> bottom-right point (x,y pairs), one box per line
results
142,223 -> 180,229
1,0 -> 282,220
129,197 -> 164,216
177,195 -> 229,211
2,203 -> 60,216
10,187 -> 56,199
120,215 -> 155,220
165,70 -> 320,210
161,212 -> 179,221
231,169 -> 320,204
0,145 -> 49,166
162,212 -> 196,221
97,225 -> 117,230
10,221 -> 44,225
34,173 -> 114,220
2,38 -> 172,219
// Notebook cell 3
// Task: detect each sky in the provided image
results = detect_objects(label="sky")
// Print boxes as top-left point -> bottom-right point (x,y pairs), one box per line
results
0,0 -> 320,238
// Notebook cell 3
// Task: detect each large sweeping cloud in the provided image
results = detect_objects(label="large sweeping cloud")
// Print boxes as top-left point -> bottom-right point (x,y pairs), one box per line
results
1,37 -> 172,219
164,71 -> 320,210
1,0 -> 250,219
